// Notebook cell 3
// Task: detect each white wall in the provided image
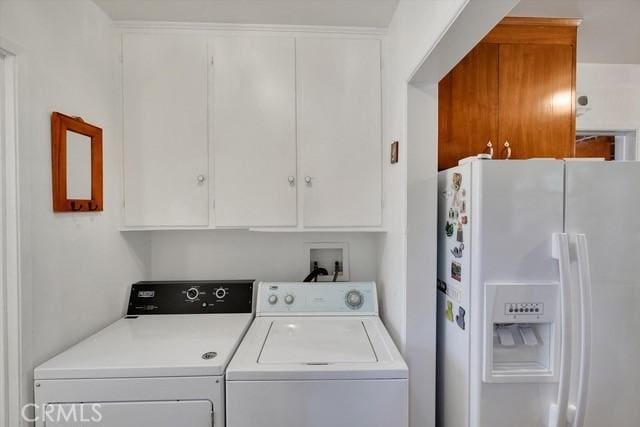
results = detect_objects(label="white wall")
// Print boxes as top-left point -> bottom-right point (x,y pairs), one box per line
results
405,83 -> 440,427
0,0 -> 148,419
149,231 -> 380,283
380,2 -> 468,427
577,63 -> 640,131
510,0 -> 640,64
380,0 -> 467,348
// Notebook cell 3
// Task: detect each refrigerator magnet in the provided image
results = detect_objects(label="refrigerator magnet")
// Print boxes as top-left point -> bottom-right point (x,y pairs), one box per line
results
456,226 -> 464,242
437,279 -> 447,293
456,306 -> 466,330
451,261 -> 462,282
461,216 -> 468,225
450,243 -> 464,258
445,300 -> 454,322
452,173 -> 462,191
460,200 -> 466,213
446,285 -> 462,304
445,222 -> 454,237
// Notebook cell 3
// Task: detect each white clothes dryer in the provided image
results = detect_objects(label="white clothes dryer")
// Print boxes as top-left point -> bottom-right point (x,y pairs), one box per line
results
34,280 -> 255,427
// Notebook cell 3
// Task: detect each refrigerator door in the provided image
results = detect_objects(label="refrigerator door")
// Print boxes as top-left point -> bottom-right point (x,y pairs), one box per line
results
470,160 -> 565,427
437,162 -> 473,427
565,161 -> 640,427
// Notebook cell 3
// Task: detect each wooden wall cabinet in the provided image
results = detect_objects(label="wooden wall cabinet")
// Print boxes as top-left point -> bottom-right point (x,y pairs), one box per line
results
438,18 -> 580,171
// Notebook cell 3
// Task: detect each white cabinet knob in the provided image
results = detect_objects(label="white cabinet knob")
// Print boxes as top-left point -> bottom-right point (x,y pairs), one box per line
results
197,175 -> 206,183
304,176 -> 312,185
288,176 -> 295,185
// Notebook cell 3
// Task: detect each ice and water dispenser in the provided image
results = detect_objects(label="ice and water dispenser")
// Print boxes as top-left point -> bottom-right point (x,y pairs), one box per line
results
483,283 -> 560,383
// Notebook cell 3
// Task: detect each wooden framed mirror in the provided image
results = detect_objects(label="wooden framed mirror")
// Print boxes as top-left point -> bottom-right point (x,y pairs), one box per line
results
51,112 -> 103,212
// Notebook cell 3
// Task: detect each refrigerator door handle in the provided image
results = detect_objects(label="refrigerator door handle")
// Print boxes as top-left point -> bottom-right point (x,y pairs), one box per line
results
572,234 -> 593,427
549,233 -> 573,427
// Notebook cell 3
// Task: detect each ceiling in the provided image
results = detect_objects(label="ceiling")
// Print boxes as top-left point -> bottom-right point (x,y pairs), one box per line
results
510,0 -> 640,64
93,0 -> 400,27
94,0 -> 640,63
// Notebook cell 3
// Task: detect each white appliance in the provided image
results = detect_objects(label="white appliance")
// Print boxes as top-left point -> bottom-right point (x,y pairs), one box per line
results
34,280 -> 255,427
226,282 -> 408,427
436,159 -> 640,427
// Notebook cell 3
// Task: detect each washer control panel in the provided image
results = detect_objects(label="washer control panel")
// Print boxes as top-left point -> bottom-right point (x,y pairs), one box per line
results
257,282 -> 378,316
127,280 -> 254,315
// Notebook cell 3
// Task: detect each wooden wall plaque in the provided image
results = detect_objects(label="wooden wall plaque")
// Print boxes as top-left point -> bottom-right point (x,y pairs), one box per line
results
51,112 -> 103,212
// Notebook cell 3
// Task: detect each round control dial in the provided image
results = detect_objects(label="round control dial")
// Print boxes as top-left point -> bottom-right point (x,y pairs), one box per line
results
215,288 -> 227,299
186,287 -> 199,300
268,294 -> 278,305
284,294 -> 295,305
345,290 -> 364,310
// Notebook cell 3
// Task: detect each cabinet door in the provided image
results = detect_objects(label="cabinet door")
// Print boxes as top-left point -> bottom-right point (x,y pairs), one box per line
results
123,33 -> 209,227
296,38 -> 382,227
211,36 -> 297,227
498,43 -> 575,159
438,43 -> 499,170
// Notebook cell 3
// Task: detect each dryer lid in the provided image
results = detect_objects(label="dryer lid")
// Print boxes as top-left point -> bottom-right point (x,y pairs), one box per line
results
258,318 -> 377,364
34,313 -> 253,380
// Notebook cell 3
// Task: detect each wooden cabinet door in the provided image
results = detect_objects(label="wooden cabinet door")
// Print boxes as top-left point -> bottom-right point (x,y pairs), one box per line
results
123,33 -> 209,227
498,43 -> 575,159
211,36 -> 297,227
296,38 -> 382,227
438,43 -> 499,170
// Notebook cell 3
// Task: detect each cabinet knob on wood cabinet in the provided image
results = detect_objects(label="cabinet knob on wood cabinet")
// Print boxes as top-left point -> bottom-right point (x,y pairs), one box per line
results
484,141 -> 494,159
288,176 -> 295,185
197,175 -> 206,183
304,176 -> 312,185
503,141 -> 512,160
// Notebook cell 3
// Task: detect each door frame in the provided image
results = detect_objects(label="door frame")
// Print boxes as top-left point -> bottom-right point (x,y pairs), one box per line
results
576,129 -> 639,161
0,43 -> 22,427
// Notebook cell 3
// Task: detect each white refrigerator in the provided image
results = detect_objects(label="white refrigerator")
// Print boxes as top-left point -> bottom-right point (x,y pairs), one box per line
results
436,159 -> 640,427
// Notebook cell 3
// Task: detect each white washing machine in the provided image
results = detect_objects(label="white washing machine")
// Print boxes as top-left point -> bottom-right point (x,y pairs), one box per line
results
34,280 -> 255,427
226,282 -> 408,427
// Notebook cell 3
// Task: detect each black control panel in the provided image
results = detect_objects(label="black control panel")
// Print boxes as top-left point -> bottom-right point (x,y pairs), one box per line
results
127,280 -> 254,315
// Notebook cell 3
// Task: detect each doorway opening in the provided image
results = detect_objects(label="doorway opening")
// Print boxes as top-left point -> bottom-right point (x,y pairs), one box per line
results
0,50 -> 8,427
0,45 -> 20,427
403,1 -> 521,425
576,130 -> 638,161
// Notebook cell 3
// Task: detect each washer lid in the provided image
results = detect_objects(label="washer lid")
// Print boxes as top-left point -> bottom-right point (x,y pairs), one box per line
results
226,316 -> 408,381
259,318 -> 377,364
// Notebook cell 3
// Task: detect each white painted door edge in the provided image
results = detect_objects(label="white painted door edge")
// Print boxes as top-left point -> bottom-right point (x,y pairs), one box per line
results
0,45 -> 23,427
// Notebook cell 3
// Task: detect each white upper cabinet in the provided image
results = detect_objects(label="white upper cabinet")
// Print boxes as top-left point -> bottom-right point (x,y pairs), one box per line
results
122,33 -> 210,227
211,36 -> 297,227
121,30 -> 383,230
296,38 -> 382,227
